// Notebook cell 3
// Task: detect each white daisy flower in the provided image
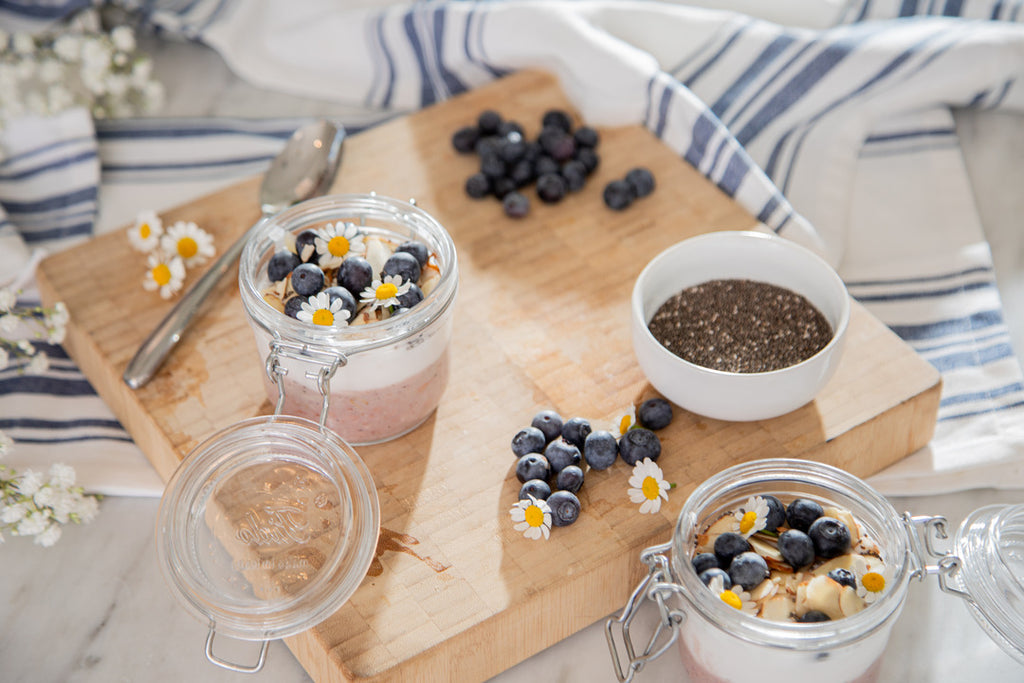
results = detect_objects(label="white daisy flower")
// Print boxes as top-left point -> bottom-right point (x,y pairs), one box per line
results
855,557 -> 890,604
627,457 -> 670,514
143,253 -> 186,299
314,222 -> 365,269
360,274 -> 412,311
160,220 -> 215,267
616,404 -> 637,436
707,575 -> 757,615
732,496 -> 770,538
126,210 -> 162,252
509,494 -> 552,540
296,292 -> 349,328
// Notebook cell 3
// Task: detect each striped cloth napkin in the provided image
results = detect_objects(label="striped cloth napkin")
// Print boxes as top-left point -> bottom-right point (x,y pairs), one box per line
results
2,0 -> 1023,496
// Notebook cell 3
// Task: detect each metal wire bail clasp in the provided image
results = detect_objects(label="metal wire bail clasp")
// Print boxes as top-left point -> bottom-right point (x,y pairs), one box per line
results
903,512 -> 973,601
606,541 -> 687,683
265,339 -> 346,428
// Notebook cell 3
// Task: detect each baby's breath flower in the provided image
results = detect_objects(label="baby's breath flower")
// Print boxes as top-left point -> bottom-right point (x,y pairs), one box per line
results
49,463 -> 75,488
0,287 -> 16,313
0,347 -> 8,371
0,430 -> 13,457
16,469 -> 43,496
35,523 -> 62,547
25,352 -> 49,375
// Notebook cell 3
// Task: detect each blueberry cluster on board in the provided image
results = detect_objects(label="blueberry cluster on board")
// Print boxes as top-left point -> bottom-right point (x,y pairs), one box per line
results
510,398 -> 674,529
452,107 -> 656,217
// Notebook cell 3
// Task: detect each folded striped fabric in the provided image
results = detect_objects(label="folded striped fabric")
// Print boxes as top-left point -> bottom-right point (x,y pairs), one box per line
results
1,0 -> 1023,496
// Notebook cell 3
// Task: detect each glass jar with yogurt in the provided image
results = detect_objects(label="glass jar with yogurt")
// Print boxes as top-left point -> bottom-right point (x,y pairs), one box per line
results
606,458 -> 1024,682
238,193 -> 458,445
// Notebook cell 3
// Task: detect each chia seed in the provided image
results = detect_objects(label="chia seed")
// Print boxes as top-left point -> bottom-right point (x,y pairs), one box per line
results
647,279 -> 833,373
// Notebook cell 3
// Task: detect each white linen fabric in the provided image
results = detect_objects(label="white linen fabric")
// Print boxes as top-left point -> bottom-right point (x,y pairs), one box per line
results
1,0 -> 1022,496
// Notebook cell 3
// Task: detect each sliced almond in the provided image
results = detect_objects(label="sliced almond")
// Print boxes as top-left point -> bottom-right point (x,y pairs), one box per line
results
364,237 -> 391,275
749,535 -> 783,563
824,506 -> 861,546
695,513 -> 736,553
839,585 -> 866,617
760,595 -> 795,622
812,553 -> 867,577
801,575 -> 844,620
749,578 -> 778,601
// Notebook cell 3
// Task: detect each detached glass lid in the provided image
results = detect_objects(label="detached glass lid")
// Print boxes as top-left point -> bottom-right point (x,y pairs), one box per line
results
950,504 -> 1024,664
156,415 -> 380,642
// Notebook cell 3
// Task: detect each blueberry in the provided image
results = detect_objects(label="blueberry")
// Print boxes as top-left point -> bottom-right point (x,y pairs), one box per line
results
492,176 -> 518,199
713,532 -> 751,569
544,439 -> 582,474
530,410 -> 563,443
556,465 -> 584,493
322,286 -> 357,322
637,398 -> 673,430
618,428 -> 661,465
603,179 -> 635,210
561,417 -> 592,450
698,567 -> 732,589
541,109 -> 573,133
502,191 -> 530,218
547,490 -> 581,527
561,160 -> 587,192
583,430 -> 618,470
291,263 -> 325,297
515,453 -> 550,483
691,552 -> 719,576
728,551 -> 769,591
477,109 -> 502,135
533,155 -> 560,177
625,167 -> 656,198
267,251 -> 301,282
452,125 -> 479,153
798,610 -> 831,623
474,135 -> 501,157
786,498 -> 824,533
511,426 -> 547,457
762,495 -> 787,532
383,251 -> 421,285
480,153 -> 507,180
536,172 -> 568,203
295,229 -> 319,263
497,120 -> 524,138
283,296 -> 304,319
777,529 -> 816,569
337,256 -> 373,297
575,147 -> 599,174
539,129 -> 575,162
573,126 -> 599,148
808,517 -> 851,559
396,240 -> 429,268
519,478 -> 551,501
508,159 -> 535,187
396,283 -> 423,309
498,138 -> 527,164
465,172 -> 491,199
828,568 -> 857,590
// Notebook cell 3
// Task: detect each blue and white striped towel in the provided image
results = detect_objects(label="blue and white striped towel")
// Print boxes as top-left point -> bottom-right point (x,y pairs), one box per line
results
2,0 -> 1023,496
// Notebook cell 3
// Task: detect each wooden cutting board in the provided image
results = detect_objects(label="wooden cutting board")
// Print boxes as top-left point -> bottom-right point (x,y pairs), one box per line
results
37,69 -> 941,682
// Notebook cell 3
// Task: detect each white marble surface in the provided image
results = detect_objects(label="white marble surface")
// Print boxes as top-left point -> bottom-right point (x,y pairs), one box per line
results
3,28 -> 1024,683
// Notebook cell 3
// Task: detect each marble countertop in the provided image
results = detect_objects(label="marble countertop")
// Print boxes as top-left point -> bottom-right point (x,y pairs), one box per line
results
3,31 -> 1024,683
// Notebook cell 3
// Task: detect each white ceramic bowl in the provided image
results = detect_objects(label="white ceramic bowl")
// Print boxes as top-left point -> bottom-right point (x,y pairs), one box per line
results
631,230 -> 850,421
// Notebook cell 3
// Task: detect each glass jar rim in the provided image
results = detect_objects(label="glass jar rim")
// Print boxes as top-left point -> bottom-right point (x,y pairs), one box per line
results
156,415 -> 380,641
238,193 -> 459,354
670,458 -> 911,650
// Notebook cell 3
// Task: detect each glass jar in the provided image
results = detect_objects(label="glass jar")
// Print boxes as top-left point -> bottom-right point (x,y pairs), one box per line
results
606,458 -> 1024,683
238,193 -> 459,445
156,414 -> 379,672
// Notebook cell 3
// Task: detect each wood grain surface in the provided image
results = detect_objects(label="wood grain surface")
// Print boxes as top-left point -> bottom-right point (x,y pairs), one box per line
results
37,70 -> 941,682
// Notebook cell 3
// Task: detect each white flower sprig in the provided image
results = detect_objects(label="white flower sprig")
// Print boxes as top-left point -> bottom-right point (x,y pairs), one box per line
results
128,212 -> 216,298
0,428 -> 101,546
0,8 -> 165,153
0,286 -> 68,373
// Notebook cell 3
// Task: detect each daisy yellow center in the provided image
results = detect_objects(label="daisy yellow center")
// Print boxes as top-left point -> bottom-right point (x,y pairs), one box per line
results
641,476 -> 660,501
620,415 -> 631,434
524,504 -> 544,528
152,263 -> 172,286
376,282 -> 398,300
720,591 -> 742,610
328,235 -> 350,257
312,309 -> 334,326
176,236 -> 198,259
862,571 -> 885,593
739,510 -> 758,535
139,222 -> 151,239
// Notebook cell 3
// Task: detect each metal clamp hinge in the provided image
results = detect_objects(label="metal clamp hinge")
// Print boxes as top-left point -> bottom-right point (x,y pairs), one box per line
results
605,541 -> 686,683
265,339 -> 346,428
902,512 -> 972,601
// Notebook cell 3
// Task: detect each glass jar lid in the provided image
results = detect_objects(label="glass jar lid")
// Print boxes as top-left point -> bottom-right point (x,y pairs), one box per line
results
952,504 -> 1024,664
156,415 -> 379,641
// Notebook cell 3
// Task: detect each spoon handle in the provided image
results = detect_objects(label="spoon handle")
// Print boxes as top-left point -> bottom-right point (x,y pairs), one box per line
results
122,215 -> 269,389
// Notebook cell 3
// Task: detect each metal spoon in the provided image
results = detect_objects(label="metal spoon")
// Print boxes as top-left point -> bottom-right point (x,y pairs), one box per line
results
123,119 -> 346,390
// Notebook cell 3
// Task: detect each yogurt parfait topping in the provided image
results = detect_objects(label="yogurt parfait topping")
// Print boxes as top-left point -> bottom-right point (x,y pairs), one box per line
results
692,495 -> 888,622
260,221 -> 441,327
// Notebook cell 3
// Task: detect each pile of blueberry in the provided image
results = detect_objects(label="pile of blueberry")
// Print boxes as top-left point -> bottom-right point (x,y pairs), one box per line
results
510,398 -> 673,529
693,496 -> 855,622
266,233 -> 431,322
452,108 -> 655,218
